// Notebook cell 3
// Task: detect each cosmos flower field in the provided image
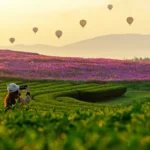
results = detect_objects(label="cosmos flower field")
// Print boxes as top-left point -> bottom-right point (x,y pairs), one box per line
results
0,50 -> 150,81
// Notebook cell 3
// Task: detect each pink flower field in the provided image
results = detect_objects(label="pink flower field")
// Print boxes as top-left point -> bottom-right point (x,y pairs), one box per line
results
0,50 -> 150,81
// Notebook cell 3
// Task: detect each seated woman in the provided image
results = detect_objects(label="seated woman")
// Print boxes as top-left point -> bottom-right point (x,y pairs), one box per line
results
4,83 -> 31,111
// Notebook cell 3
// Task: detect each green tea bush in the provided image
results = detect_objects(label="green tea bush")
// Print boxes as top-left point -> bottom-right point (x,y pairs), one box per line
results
0,79 -> 150,150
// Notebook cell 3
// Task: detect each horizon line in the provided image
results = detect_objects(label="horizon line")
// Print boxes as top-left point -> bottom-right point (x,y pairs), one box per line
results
0,33 -> 149,47
0,49 -> 149,61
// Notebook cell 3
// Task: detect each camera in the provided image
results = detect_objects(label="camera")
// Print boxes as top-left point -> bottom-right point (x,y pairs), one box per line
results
19,85 -> 28,90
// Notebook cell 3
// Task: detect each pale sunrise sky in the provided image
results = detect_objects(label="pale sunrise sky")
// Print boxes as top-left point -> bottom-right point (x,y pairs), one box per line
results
0,0 -> 150,46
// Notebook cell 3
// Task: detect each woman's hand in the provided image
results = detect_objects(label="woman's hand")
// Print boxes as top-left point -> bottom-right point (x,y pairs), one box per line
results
26,86 -> 30,96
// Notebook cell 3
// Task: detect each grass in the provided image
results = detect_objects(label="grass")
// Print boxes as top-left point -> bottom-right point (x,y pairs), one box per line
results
0,78 -> 150,112
0,77 -> 150,150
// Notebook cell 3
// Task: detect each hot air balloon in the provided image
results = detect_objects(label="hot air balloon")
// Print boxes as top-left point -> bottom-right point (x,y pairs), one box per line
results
127,17 -> 134,25
33,27 -> 38,33
108,4 -> 113,10
55,30 -> 62,38
9,38 -> 15,44
80,19 -> 87,28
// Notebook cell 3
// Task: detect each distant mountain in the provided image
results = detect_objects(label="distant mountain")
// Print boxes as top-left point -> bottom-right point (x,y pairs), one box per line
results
61,34 -> 150,58
63,34 -> 150,49
0,34 -> 150,59
0,44 -> 58,56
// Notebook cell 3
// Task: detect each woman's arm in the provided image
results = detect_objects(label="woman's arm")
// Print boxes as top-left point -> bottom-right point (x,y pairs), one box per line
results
18,87 -> 31,105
